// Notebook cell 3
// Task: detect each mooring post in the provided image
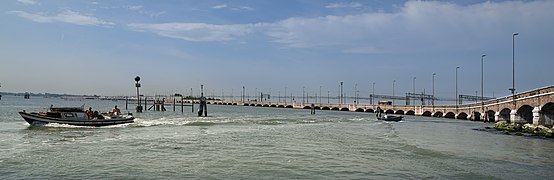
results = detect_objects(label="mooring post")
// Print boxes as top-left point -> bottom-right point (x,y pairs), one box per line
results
181,96 -> 184,113
125,96 -> 128,110
198,85 -> 208,117
191,88 -> 194,113
173,96 -> 176,112
144,96 -> 147,111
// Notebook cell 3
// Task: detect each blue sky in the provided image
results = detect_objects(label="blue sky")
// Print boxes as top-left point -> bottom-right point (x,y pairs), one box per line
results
1,0 -> 553,100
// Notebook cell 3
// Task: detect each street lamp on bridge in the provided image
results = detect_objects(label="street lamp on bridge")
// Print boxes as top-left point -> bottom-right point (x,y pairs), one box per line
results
413,77 -> 416,106
510,32 -> 519,109
481,54 -> 486,121
392,80 -> 396,106
456,67 -> 460,111
371,82 -> 375,105
432,73 -> 436,107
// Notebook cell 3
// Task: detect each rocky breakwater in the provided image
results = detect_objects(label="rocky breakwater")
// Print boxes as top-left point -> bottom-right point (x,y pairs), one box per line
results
495,122 -> 554,138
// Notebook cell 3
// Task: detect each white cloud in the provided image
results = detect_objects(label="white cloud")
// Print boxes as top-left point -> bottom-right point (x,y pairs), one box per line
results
7,10 -> 115,27
128,5 -> 143,11
268,1 -> 554,53
212,4 -> 253,11
17,0 -> 37,5
325,2 -> 363,9
128,23 -> 263,42
126,1 -> 554,54
232,6 -> 254,11
212,4 -> 227,9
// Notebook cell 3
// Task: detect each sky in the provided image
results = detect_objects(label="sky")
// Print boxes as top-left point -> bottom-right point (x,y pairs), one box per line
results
1,0 -> 553,100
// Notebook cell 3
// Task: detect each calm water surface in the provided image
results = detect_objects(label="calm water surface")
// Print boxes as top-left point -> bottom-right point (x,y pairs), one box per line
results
1,95 -> 553,179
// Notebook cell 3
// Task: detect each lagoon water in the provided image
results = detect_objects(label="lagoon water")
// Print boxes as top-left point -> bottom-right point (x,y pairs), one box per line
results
1,95 -> 553,179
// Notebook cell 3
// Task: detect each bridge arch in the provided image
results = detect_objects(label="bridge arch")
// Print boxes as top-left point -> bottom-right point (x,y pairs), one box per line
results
340,107 -> 349,111
385,109 -> 394,114
542,102 -> 554,124
445,112 -> 455,119
270,104 -> 277,107
321,107 -> 330,110
485,110 -> 495,122
256,104 -> 263,107
331,107 -> 340,111
433,111 -> 443,118
286,105 -> 293,108
517,105 -> 534,124
277,105 -> 284,108
457,112 -> 468,120
303,106 -> 311,109
422,111 -> 432,117
233,103 -> 238,105
395,110 -> 404,115
406,110 -> 415,116
499,108 -> 511,123
355,108 -> 364,112
263,104 -> 270,107
250,104 -> 256,106
244,103 -> 249,106
365,109 -> 374,113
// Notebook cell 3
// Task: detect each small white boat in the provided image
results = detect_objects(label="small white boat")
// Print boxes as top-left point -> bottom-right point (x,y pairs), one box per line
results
377,115 -> 403,122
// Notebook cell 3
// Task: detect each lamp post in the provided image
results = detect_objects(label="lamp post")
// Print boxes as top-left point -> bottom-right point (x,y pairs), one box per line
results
319,86 -> 322,104
413,77 -> 416,106
392,80 -> 395,106
372,82 -> 375,105
481,54 -> 486,121
432,73 -> 436,107
284,87 -> 287,104
134,76 -> 142,112
302,86 -> 305,105
339,82 -> 342,105
354,83 -> 358,105
510,32 -> 519,109
456,67 -> 460,111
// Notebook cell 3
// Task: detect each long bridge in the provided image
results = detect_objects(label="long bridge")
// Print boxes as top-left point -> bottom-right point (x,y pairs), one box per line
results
203,85 -> 554,126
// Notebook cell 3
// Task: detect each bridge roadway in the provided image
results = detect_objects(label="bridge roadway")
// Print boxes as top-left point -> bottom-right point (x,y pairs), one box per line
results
203,85 -> 554,126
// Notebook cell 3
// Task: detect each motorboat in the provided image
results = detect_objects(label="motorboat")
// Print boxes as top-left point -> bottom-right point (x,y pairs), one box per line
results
377,115 -> 403,122
19,106 -> 134,127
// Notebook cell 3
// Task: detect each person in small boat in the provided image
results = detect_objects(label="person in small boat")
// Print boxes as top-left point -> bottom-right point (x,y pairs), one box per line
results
111,105 -> 121,115
86,107 -> 93,119
93,111 -> 104,119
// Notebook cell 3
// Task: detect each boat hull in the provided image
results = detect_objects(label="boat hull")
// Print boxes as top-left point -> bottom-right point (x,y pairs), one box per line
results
19,112 -> 134,127
377,116 -> 403,122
